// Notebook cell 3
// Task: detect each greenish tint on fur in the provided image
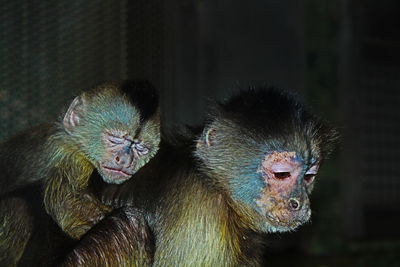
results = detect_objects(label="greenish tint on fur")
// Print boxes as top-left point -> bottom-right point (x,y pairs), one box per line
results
0,81 -> 160,265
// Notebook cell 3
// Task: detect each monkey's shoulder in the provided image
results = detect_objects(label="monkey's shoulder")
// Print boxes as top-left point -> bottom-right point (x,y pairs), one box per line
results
0,123 -> 57,181
0,123 -> 56,148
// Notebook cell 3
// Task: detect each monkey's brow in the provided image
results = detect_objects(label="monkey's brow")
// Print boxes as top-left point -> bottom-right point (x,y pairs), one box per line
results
105,131 -> 129,139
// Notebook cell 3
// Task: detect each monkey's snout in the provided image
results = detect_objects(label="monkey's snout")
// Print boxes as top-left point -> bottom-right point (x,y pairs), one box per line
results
288,198 -> 301,211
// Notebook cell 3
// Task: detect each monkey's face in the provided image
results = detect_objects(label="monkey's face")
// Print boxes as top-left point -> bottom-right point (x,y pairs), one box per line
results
63,87 -> 160,185
93,112 -> 160,185
96,130 -> 153,184
254,151 -> 319,233
195,120 -> 322,234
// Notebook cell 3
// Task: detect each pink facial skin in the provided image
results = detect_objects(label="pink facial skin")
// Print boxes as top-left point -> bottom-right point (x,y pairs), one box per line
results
262,151 -> 302,190
256,151 -> 318,231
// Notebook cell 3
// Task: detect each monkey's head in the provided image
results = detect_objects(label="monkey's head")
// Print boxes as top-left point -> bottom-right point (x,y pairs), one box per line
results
62,81 -> 160,184
195,87 -> 337,233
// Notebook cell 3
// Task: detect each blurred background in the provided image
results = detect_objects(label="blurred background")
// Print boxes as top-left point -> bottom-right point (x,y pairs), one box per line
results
1,0 -> 400,266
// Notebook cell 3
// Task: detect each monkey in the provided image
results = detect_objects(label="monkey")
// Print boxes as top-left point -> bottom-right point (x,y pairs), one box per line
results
0,81 -> 160,266
60,86 -> 338,267
56,206 -> 154,267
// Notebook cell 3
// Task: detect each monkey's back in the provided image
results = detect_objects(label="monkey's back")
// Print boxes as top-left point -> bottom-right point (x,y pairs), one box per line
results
0,123 -> 56,195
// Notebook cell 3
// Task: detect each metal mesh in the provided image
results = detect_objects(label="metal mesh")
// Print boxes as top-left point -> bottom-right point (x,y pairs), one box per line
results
360,65 -> 400,207
0,0 -> 164,141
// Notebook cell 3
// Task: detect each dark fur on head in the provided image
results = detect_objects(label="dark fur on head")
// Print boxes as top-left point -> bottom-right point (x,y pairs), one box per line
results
200,87 -> 337,162
119,80 -> 159,123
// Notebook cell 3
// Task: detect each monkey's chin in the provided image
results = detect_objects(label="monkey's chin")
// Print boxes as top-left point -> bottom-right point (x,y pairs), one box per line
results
262,216 -> 309,233
263,222 -> 301,233
99,167 -> 133,184
106,176 -> 130,184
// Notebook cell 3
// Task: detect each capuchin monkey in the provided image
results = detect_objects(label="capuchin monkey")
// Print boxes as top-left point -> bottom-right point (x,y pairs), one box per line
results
0,81 -> 160,266
61,87 -> 338,267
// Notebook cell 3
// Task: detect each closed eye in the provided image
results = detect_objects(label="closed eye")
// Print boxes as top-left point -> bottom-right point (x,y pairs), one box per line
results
304,165 -> 318,183
304,174 -> 315,183
134,142 -> 149,155
108,136 -> 124,145
273,172 -> 291,180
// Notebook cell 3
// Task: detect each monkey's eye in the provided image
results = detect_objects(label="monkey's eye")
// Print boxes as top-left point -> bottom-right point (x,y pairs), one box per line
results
304,165 -> 318,183
108,136 -> 124,145
273,172 -> 291,180
304,174 -> 315,183
134,142 -> 149,155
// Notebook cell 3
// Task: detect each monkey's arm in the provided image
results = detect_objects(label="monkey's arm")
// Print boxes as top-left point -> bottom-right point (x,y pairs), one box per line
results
60,207 -> 153,267
43,178 -> 112,240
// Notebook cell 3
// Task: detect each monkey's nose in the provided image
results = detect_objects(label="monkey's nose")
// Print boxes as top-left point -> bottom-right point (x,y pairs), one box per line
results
115,154 -> 133,168
288,198 -> 301,211
115,155 -> 126,165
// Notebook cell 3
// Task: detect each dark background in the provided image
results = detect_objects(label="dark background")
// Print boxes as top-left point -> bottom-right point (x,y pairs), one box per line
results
1,0 -> 400,266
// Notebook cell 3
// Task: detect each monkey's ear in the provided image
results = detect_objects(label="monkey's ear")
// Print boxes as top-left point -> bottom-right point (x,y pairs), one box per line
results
198,127 -> 217,148
63,96 -> 87,134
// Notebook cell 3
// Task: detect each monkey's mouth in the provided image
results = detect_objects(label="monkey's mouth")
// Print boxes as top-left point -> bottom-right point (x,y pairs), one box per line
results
266,214 -> 301,228
101,166 -> 133,178
264,210 -> 310,231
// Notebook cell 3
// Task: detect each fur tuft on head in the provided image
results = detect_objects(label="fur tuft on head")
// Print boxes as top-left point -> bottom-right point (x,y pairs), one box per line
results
201,86 -> 338,160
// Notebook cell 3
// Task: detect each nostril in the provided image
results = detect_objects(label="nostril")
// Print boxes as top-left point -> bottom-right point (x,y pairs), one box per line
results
289,198 -> 300,211
115,156 -> 120,162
